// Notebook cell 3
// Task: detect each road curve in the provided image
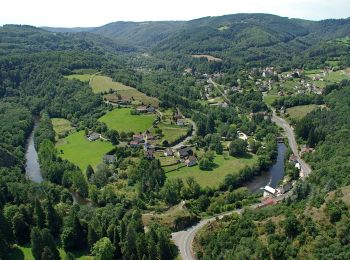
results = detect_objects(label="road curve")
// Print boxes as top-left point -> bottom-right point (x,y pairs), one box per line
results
271,111 -> 312,177
171,110 -> 312,260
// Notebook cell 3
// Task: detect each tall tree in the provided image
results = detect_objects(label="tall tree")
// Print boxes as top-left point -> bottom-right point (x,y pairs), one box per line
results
35,199 -> 45,229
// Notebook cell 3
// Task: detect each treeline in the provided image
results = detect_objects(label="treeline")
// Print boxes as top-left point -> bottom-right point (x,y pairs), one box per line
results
272,94 -> 324,109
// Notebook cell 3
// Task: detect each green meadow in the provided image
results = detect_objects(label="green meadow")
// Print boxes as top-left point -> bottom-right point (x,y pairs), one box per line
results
165,153 -> 258,188
56,131 -> 113,171
286,104 -> 319,120
99,108 -> 156,133
8,245 -> 92,260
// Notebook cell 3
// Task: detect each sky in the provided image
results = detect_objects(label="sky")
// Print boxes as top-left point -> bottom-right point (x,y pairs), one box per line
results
0,0 -> 349,27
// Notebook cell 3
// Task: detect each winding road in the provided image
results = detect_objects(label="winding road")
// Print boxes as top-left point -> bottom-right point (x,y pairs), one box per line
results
171,108 -> 312,260
271,111 -> 311,177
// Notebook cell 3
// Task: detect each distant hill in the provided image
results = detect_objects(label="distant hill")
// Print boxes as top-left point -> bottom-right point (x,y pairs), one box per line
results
42,13 -> 350,66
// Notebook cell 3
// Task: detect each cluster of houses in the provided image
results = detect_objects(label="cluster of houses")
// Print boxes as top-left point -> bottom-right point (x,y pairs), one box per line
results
163,146 -> 197,167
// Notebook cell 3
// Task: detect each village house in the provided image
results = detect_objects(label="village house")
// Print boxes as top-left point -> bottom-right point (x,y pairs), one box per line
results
289,154 -> 298,164
133,134 -> 144,143
129,141 -> 140,148
177,147 -> 193,158
185,156 -> 197,167
143,132 -> 155,141
238,131 -> 248,141
144,149 -> 154,160
277,182 -> 293,195
176,119 -> 186,126
164,148 -> 174,157
263,185 -> 277,197
103,154 -> 116,164
87,132 -> 100,142
147,106 -> 155,113
136,106 -> 148,113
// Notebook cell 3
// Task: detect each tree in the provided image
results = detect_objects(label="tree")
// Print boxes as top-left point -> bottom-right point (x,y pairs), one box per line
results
229,139 -> 247,157
283,214 -> 301,238
85,165 -> 94,180
31,227 -> 43,260
35,199 -> 45,229
92,237 -> 115,260
0,210 -> 13,258
88,224 -> 98,250
12,212 -> 30,245
162,178 -> 183,205
41,229 -> 60,260
46,198 -> 61,236
64,252 -> 76,260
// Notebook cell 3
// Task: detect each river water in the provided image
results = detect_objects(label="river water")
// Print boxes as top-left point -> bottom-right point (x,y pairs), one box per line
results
24,121 -> 92,205
25,121 -> 43,183
245,143 -> 286,193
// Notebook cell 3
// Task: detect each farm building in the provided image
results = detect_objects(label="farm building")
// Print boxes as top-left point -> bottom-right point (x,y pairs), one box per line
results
87,132 -> 100,142
144,149 -> 154,160
185,156 -> 197,167
164,148 -> 174,157
103,155 -> 116,164
177,147 -> 193,158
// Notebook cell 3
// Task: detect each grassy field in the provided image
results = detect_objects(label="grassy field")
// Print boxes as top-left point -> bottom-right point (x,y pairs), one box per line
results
165,153 -> 258,188
52,118 -> 75,137
91,75 -> 158,106
286,104 -> 319,120
154,123 -> 189,145
99,108 -> 156,133
64,74 -> 92,82
56,131 -> 113,171
8,245 -> 92,260
263,94 -> 278,106
191,54 -> 223,62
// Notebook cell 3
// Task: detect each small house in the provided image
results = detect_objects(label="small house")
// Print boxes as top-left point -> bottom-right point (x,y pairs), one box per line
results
177,147 -> 193,158
185,156 -> 197,167
289,155 -> 298,164
263,186 -> 276,197
164,148 -> 173,157
176,120 -> 185,126
143,133 -> 155,141
130,141 -> 140,148
136,106 -> 148,113
133,134 -> 144,143
144,149 -> 154,160
103,155 -> 116,164
277,183 -> 292,195
147,106 -> 155,113
87,132 -> 100,142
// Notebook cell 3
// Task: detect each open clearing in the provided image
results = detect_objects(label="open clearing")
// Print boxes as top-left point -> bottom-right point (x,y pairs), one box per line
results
153,123 -> 189,145
64,74 -> 92,82
52,118 -> 75,137
8,245 -> 92,260
56,131 -> 113,171
91,75 -> 159,106
165,153 -> 258,188
191,54 -> 223,62
99,108 -> 156,133
286,104 -> 319,120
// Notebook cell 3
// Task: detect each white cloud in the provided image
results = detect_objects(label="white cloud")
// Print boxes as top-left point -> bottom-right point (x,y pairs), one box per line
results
0,0 -> 349,27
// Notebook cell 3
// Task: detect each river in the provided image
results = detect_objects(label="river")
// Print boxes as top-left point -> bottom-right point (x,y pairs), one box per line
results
25,120 -> 92,205
25,121 -> 43,183
245,143 -> 286,193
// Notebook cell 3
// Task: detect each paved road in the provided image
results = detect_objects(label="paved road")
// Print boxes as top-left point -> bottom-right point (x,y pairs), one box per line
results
271,111 -> 312,177
171,110 -> 312,260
